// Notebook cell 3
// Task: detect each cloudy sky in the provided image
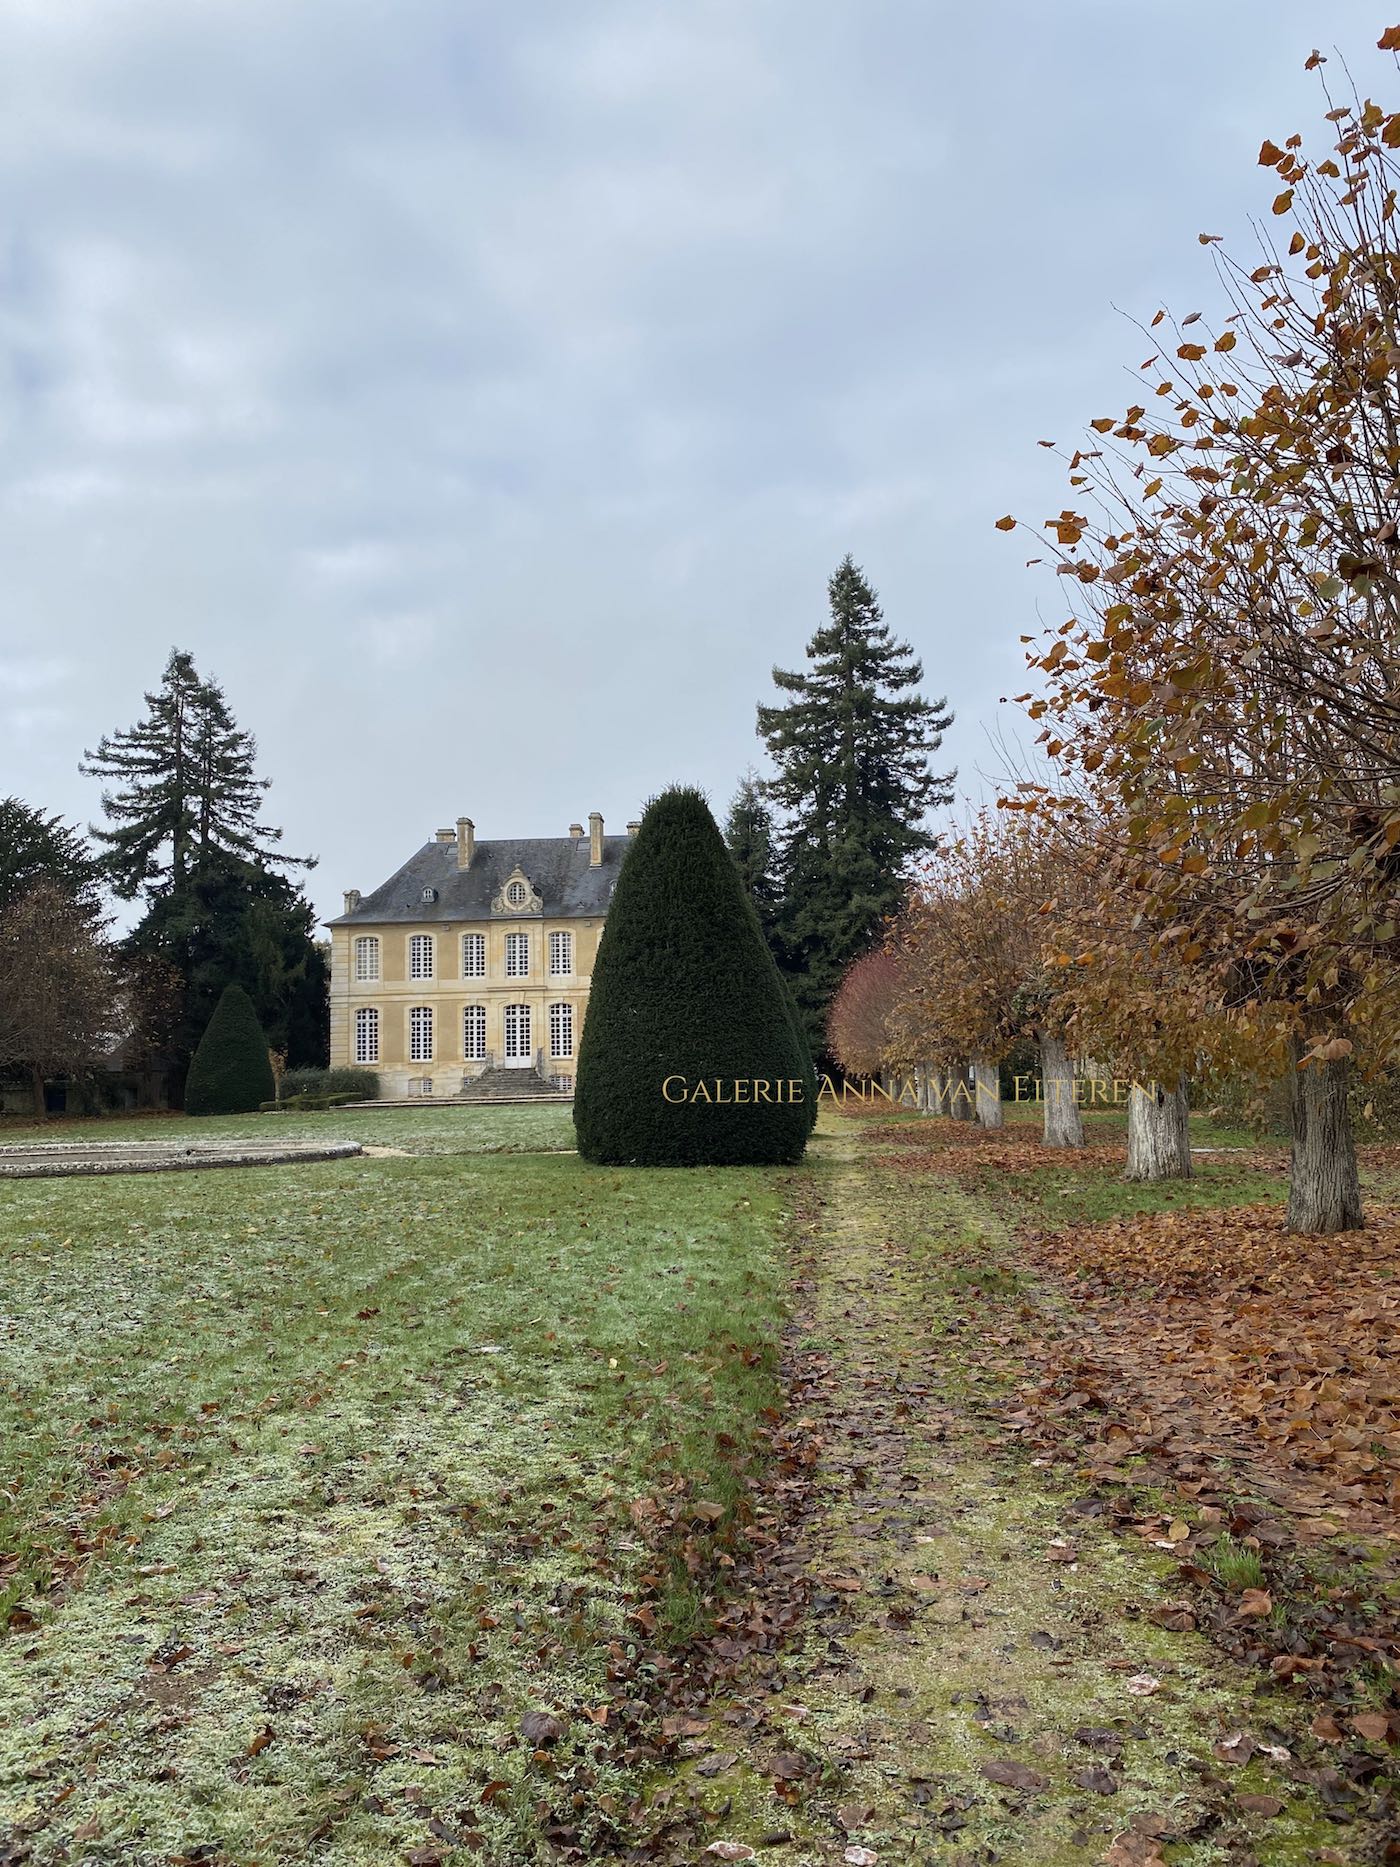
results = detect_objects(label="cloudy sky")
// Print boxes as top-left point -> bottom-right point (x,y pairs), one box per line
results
0,1 -> 1387,924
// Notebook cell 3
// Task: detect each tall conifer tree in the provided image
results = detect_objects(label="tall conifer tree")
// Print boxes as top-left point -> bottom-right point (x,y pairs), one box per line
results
81,649 -> 303,901
723,768 -> 780,941
757,556 -> 953,1044
82,650 -> 325,1075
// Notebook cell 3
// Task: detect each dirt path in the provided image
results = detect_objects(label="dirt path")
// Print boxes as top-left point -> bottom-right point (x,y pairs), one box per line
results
644,1120 -> 1350,1865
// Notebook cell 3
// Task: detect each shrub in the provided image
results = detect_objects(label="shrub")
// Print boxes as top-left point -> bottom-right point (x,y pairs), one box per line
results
259,1092 -> 359,1112
276,1066 -> 379,1102
575,786 -> 812,1165
185,984 -> 276,1116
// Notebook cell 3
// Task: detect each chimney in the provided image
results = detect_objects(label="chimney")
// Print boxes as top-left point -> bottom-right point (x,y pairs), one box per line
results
343,888 -> 361,914
626,819 -> 640,836
589,811 -> 604,866
457,817 -> 475,871
434,827 -> 455,843
568,822 -> 584,839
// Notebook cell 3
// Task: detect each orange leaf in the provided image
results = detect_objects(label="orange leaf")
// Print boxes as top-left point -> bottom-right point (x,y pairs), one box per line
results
1379,26 -> 1400,49
1258,138 -> 1285,165
1273,189 -> 1295,215
995,515 -> 1016,531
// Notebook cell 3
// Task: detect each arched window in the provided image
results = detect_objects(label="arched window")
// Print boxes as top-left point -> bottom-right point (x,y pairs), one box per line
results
409,934 -> 434,980
353,936 -> 380,982
463,1004 -> 487,1061
549,1002 -> 574,1059
409,1005 -> 434,1061
355,1006 -> 380,1064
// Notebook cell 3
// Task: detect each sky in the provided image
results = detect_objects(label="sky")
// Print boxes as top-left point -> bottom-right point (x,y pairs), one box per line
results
0,0 -> 1389,927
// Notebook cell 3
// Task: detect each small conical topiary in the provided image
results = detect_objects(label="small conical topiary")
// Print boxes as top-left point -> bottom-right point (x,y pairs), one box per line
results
575,786 -> 812,1165
185,982 -> 276,1116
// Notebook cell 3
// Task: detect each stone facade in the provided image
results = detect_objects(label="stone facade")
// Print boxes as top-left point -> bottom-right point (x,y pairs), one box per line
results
327,813 -> 635,1099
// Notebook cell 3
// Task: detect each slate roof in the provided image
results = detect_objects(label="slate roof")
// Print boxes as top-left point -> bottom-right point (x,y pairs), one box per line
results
325,835 -> 631,926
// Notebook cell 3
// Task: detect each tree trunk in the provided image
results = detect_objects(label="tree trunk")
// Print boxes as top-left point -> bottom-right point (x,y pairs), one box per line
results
1038,1032 -> 1083,1147
949,1060 -> 978,1121
30,1064 -> 46,1117
915,1064 -> 931,1114
1286,1037 -> 1363,1234
928,1068 -> 951,1117
1126,1076 -> 1192,1181
973,1056 -> 1003,1129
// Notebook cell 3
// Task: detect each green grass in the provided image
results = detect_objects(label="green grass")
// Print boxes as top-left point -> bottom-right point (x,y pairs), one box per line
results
0,1112 -> 793,1864
0,1101 -> 577,1157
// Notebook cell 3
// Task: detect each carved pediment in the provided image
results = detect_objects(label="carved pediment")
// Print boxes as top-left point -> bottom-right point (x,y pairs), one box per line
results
490,867 -> 543,915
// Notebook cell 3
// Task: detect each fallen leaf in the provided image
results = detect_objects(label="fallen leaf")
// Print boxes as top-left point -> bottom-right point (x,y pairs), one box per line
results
1125,1674 -> 1160,1696
980,1758 -> 1048,1792
838,1804 -> 875,1833
1237,1588 -> 1273,1618
1074,1766 -> 1119,1794
1237,1793 -> 1284,1817
844,1851 -> 879,1867
520,1710 -> 565,1747
704,1846 -> 756,1863
1351,1711 -> 1392,1743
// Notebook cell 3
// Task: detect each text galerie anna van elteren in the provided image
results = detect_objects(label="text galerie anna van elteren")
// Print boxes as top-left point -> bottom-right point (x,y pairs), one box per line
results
659,1075 -> 1149,1107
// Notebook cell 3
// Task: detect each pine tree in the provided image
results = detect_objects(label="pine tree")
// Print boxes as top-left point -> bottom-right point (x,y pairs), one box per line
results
574,787 -> 812,1166
83,651 -> 324,1085
184,981 -> 275,1116
757,555 -> 954,1046
81,649 -> 305,903
723,769 -> 781,940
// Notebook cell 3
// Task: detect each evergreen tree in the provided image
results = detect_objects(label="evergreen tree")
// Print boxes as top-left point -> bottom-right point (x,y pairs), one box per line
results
723,769 -> 781,941
575,787 -> 812,1166
82,652 -> 325,1083
757,555 -> 954,1046
184,981 -> 275,1116
130,850 -> 327,1067
81,648 -> 305,903
0,797 -> 100,916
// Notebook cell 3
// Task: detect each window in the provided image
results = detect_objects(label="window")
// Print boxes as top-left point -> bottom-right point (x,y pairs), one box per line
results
421,886 -> 438,903
410,1005 -> 434,1061
549,1001 -> 574,1059
503,1002 -> 531,1060
549,930 -> 572,976
355,1006 -> 380,1064
463,1004 -> 486,1061
409,934 -> 434,980
506,879 -> 528,907
353,936 -> 380,982
462,932 -> 485,978
505,931 -> 529,977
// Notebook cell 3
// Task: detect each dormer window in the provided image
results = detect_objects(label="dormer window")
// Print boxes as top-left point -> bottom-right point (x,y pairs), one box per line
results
506,880 -> 528,907
421,886 -> 438,903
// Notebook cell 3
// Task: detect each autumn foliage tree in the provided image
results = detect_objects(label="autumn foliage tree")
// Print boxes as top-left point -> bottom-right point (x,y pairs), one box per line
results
1000,33 -> 1400,1229
893,810 -> 1086,1143
827,948 -> 904,1081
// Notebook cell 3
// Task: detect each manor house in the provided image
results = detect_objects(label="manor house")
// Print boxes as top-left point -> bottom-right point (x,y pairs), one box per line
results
327,812 -> 635,1099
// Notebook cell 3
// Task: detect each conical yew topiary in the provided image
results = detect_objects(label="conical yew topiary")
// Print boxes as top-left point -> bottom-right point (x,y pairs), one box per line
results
184,981 -> 276,1115
575,787 -> 812,1165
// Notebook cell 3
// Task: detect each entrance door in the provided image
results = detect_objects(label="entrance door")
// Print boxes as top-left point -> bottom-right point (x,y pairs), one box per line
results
503,1002 -> 532,1066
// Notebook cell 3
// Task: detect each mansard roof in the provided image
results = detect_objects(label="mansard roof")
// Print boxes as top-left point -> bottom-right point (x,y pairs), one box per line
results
326,835 -> 630,926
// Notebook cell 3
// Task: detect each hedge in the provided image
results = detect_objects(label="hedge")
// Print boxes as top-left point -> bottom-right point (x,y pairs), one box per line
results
185,984 -> 276,1116
574,786 -> 812,1165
